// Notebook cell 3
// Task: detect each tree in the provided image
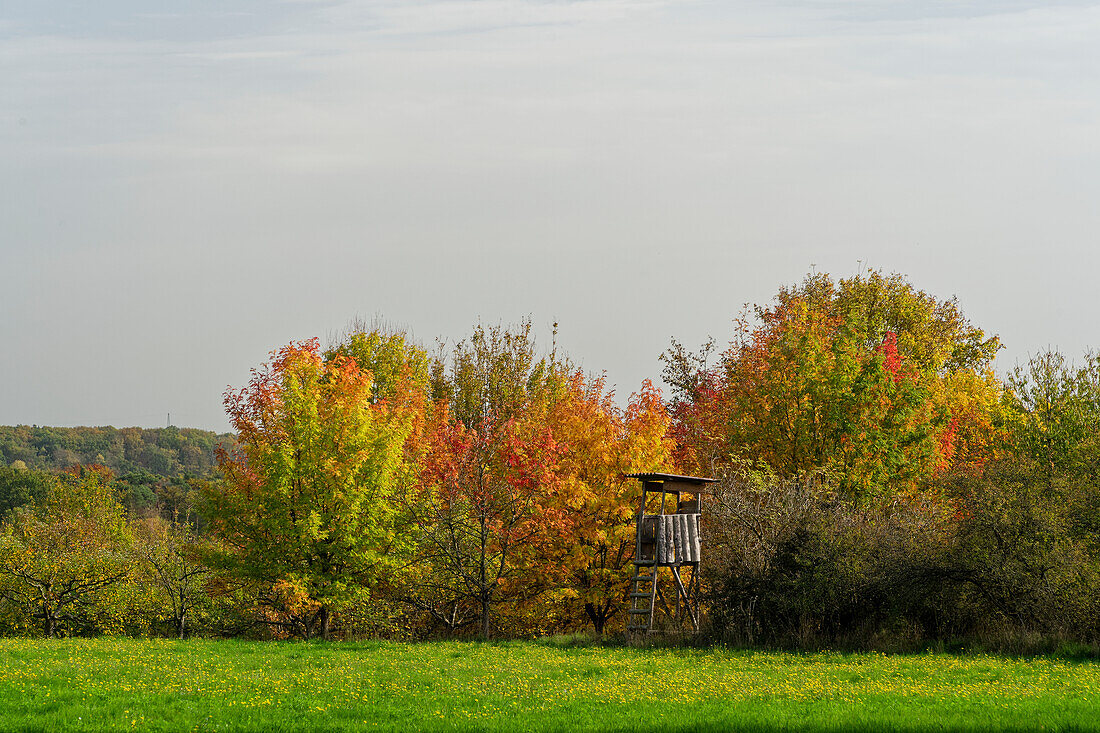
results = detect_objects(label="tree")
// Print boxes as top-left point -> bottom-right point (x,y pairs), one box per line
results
665,271 -> 1002,502
0,425 -> 229,478
660,339 -> 726,476
409,321 -> 568,639
326,325 -> 431,405
947,460 -> 1098,636
415,404 -> 561,639
0,465 -> 132,637
1006,351 -> 1100,488
0,463 -> 53,522
997,351 -> 1100,552
540,373 -> 675,634
201,338 -> 424,640
133,514 -> 210,639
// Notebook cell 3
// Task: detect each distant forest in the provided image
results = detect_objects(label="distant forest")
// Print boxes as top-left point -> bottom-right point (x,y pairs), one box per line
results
0,426 -> 231,515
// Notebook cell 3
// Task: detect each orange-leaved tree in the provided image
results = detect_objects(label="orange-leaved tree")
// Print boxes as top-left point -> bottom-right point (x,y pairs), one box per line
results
541,372 -> 675,633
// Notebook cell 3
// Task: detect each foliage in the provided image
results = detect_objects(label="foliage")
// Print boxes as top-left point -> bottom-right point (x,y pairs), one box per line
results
0,425 -> 231,479
201,338 -> 424,639
705,351 -> 1100,648
409,322 -> 566,639
1005,351 -> 1100,489
541,373 -> 675,634
948,462 -> 1100,638
0,466 -> 132,637
326,326 -> 431,405
405,321 -> 676,638
665,270 -> 1003,502
704,466 -> 956,646
133,514 -> 212,639
0,463 -> 54,522
413,402 -> 561,639
5,277 -> 1100,649
938,351 -> 1100,638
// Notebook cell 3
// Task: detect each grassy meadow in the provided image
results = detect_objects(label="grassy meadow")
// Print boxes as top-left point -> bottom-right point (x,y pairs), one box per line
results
2,638 -> 1099,732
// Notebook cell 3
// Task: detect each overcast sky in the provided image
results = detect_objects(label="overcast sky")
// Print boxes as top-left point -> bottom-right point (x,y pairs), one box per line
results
2,1 -> 1099,432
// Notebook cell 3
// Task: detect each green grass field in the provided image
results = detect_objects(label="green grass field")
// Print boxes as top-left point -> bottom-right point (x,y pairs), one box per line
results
2,638 -> 1099,732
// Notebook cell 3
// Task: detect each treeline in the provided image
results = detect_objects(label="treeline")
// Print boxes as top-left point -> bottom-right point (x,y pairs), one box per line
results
0,426 -> 231,516
2,270 -> 1098,647
0,425 -> 230,477
0,322 -> 672,639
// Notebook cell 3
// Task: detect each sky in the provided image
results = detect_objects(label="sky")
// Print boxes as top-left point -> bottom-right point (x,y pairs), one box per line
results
2,0 -> 1099,432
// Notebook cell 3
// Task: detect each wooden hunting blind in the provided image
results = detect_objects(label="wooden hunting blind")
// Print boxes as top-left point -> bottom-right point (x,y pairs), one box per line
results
624,472 -> 716,637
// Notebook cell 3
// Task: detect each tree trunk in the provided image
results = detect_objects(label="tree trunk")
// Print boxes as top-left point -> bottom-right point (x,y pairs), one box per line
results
45,609 -> 55,638
585,603 -> 606,635
320,606 -> 331,641
177,611 -> 187,640
481,597 -> 490,641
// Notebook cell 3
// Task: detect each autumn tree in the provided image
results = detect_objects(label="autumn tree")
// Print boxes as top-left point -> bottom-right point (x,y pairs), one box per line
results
326,324 -> 432,406
415,405 -> 561,639
408,320 -> 678,637
202,336 -> 425,639
0,465 -> 132,637
660,338 -> 726,476
542,373 -> 675,633
665,271 -> 1002,501
410,321 -> 568,639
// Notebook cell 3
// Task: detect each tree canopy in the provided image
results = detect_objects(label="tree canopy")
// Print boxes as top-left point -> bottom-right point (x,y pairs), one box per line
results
664,270 -> 1003,501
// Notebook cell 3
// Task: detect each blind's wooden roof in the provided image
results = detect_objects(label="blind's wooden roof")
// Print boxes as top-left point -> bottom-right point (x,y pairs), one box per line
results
624,471 -> 717,482
624,472 -> 717,492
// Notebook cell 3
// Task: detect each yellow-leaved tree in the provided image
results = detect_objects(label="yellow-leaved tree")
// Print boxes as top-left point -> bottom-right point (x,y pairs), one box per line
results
202,335 -> 427,640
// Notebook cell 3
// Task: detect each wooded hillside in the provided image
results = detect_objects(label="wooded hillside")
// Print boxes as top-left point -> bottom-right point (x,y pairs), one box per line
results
0,426 -> 231,478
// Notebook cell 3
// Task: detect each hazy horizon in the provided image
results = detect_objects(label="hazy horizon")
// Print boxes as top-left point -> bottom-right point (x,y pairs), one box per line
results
4,1 -> 1099,432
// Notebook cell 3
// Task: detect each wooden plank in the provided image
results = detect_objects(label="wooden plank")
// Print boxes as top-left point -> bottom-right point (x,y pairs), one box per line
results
652,517 -> 660,565
664,510 -> 673,561
682,510 -> 699,561
637,515 -> 656,566
683,514 -> 692,563
669,514 -> 679,565
661,480 -> 707,496
693,514 -> 701,561
677,514 -> 690,564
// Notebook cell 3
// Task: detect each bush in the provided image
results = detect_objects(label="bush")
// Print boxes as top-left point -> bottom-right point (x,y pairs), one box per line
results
704,468 -> 954,648
703,458 -> 1100,650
